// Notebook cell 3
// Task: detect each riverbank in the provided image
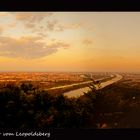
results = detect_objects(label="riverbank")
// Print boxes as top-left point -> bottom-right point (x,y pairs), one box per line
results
90,77 -> 140,128
64,74 -> 123,98
46,75 -> 115,96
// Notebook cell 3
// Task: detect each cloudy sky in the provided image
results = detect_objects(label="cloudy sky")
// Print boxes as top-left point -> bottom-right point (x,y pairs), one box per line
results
0,12 -> 140,72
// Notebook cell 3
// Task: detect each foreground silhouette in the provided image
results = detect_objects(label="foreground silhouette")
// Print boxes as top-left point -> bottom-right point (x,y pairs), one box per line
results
0,82 -> 99,128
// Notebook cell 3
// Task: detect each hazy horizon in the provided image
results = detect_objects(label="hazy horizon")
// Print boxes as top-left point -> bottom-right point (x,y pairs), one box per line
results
0,70 -> 140,74
0,12 -> 140,72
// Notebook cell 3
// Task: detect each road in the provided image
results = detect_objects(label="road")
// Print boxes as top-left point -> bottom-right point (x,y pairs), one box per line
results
64,74 -> 123,98
46,80 -> 93,91
46,75 -> 112,91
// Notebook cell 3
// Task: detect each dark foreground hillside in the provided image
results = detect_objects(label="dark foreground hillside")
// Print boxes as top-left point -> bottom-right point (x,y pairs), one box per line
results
0,82 -> 98,128
93,81 -> 140,128
1,80 -> 140,129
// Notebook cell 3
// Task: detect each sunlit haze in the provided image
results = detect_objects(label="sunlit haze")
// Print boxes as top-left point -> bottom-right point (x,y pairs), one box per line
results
0,12 -> 140,72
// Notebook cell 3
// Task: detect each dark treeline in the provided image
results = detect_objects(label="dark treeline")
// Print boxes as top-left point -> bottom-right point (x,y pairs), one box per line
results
0,82 -> 100,129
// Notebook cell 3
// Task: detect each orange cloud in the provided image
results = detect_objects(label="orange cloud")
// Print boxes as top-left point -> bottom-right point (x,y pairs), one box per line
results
0,36 -> 70,59
14,12 -> 53,22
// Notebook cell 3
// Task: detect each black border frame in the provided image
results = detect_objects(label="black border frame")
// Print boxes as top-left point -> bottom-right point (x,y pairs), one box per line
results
0,0 -> 140,11
0,0 -> 140,139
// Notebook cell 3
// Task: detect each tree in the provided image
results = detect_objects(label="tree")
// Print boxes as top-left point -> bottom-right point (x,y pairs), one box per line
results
20,82 -> 33,93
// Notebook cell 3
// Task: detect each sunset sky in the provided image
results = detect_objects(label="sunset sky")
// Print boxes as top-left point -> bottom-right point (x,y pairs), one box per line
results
0,12 -> 140,72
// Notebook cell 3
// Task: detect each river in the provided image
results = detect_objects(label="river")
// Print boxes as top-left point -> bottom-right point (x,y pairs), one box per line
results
64,74 -> 123,98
